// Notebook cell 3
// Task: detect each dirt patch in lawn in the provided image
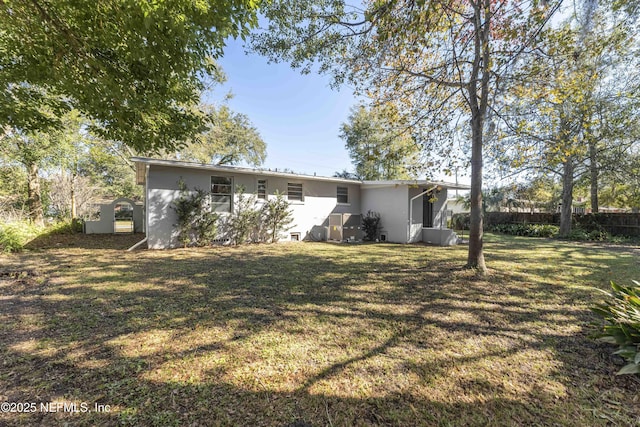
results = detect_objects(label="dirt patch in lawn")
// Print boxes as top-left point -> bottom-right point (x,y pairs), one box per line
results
23,232 -> 146,251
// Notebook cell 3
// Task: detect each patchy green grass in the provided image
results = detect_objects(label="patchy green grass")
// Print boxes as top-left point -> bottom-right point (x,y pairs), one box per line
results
1,233 -> 639,426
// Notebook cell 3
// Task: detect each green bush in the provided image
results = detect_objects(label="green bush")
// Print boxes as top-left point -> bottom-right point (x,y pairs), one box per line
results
226,186 -> 261,245
0,221 -> 41,253
262,191 -> 294,243
451,213 -> 470,231
362,210 -> 381,241
489,223 -> 559,238
592,281 -> 640,375
46,219 -> 84,235
172,180 -> 219,247
568,227 -> 612,242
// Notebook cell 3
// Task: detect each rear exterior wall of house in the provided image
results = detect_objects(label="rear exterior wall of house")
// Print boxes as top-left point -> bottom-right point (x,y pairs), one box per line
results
360,186 -> 409,243
146,165 -> 361,249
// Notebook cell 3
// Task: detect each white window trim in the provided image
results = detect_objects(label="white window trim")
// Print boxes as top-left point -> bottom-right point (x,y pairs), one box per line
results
336,186 -> 350,205
287,182 -> 304,204
256,178 -> 268,202
210,175 -> 234,213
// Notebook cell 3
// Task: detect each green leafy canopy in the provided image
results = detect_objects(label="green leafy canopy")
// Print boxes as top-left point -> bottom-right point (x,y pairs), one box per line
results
0,0 -> 261,152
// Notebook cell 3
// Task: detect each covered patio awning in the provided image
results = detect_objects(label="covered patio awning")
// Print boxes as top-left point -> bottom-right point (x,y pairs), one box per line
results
361,179 -> 471,191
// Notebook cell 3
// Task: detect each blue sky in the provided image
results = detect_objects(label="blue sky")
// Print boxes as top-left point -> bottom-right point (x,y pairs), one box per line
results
205,36 -> 358,177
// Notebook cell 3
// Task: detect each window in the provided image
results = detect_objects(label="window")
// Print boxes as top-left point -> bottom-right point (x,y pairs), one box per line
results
257,179 -> 267,200
287,183 -> 303,201
337,186 -> 349,204
211,176 -> 233,212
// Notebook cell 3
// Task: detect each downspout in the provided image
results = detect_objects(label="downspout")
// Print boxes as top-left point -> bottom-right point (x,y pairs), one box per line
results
127,164 -> 149,251
408,185 -> 439,243
127,236 -> 147,251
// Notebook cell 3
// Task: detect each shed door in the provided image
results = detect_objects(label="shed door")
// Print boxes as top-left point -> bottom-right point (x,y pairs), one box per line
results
329,214 -> 343,241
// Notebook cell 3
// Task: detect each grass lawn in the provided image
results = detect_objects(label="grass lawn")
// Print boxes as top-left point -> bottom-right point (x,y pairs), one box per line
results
1,233 -> 639,426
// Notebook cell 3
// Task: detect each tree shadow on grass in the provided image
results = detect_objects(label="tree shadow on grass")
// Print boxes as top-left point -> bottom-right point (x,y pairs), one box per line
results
1,242 -> 639,426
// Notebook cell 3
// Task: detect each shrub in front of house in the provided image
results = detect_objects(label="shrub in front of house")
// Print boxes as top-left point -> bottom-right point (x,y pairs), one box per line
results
173,181 -> 295,246
362,210 -> 381,241
172,180 -> 218,247
261,191 -> 294,243
592,280 -> 640,375
226,186 -> 262,245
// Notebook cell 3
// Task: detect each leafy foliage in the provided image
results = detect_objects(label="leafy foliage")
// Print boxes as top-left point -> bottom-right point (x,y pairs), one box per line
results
172,104 -> 267,167
173,182 -> 293,247
0,0 -> 260,152
0,219 -> 81,253
494,14 -> 638,235
567,215 -> 619,242
0,221 -> 41,253
592,281 -> 640,375
253,0 -> 562,272
262,191 -> 294,243
172,180 -> 218,247
489,223 -> 559,238
0,165 -> 28,222
362,210 -> 382,241
81,140 -> 141,200
1,110 -> 128,225
226,186 -> 262,245
0,123 -> 65,226
45,219 -> 84,235
568,227 -> 612,242
452,213 -> 471,231
339,104 -> 422,180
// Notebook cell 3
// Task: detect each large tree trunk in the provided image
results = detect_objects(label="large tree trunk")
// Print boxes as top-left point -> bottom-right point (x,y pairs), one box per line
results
26,163 -> 44,227
559,158 -> 574,237
467,120 -> 486,271
589,139 -> 598,213
465,0 -> 489,273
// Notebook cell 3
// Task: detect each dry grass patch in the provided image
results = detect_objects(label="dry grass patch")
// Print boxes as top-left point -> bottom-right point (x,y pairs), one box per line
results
0,234 -> 639,426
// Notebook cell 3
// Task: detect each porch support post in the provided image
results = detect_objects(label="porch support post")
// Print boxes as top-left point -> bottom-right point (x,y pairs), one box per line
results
408,185 -> 439,243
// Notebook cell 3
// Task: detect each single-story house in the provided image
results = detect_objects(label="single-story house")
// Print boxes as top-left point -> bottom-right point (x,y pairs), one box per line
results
131,157 -> 470,249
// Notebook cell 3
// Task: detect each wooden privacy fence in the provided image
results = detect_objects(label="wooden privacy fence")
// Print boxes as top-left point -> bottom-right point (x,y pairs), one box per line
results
482,212 -> 640,237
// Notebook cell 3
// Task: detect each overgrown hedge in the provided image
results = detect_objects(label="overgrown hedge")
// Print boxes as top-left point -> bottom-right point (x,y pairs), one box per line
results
452,212 -> 640,239
489,223 -> 559,238
0,220 -> 82,253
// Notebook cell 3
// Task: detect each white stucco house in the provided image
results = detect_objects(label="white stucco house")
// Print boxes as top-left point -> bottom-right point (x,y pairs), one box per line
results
131,157 -> 470,249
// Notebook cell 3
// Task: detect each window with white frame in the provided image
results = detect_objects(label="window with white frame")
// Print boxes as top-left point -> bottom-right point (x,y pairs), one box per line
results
257,179 -> 267,200
211,176 -> 233,212
287,183 -> 303,201
337,186 -> 349,204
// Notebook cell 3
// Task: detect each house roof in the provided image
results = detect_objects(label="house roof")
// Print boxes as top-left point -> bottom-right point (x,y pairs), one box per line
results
131,157 -> 361,184
361,180 -> 471,190
131,157 -> 470,190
